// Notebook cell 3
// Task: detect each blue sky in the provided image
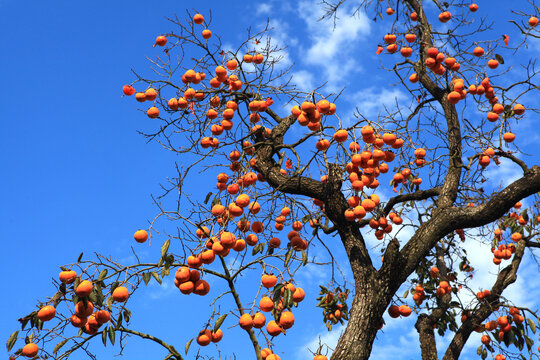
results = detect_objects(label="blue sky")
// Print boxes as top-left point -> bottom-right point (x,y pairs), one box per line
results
2,1 -> 540,359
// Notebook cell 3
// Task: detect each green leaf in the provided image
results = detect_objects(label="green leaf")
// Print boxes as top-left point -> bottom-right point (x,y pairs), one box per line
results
88,292 -> 97,304
524,334 -> 534,350
403,290 -> 409,298
284,288 -> 293,309
108,327 -> 115,345
185,338 -> 193,354
95,284 -> 104,307
77,252 -> 84,262
151,272 -> 162,285
123,309 -> 131,323
495,54 -> 504,65
161,240 -> 171,257
476,344 -> 483,355
73,278 -> 81,293
273,284 -> 285,305
527,318 -> 536,333
6,330 -> 18,351
214,314 -> 227,332
106,296 -> 114,308
98,269 -> 108,281
142,272 -> 151,285
102,327 -> 108,346
284,248 -> 293,267
20,318 -> 29,331
252,243 -> 262,256
117,312 -> 123,328
53,338 -> 68,353
301,250 -> 308,266
204,192 -> 213,204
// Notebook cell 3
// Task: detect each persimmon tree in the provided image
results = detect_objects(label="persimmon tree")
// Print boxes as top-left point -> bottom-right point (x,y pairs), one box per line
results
7,1 -> 540,360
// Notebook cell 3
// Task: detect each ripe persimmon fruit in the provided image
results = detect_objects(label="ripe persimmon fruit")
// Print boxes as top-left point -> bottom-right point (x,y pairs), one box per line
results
261,274 -> 277,288
193,13 -> 204,24
76,280 -> 93,297
22,343 -> 39,358
202,29 -> 212,39
154,36 -> 167,47
112,286 -> 129,302
134,229 -> 148,243
59,270 -> 77,284
37,305 -> 56,321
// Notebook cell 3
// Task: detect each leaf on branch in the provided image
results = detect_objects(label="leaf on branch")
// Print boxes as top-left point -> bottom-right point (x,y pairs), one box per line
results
284,288 -> 293,309
284,248 -> 293,267
403,290 -> 409,298
142,272 -> 151,285
108,327 -> 115,345
204,192 -> 213,204
98,269 -> 108,281
273,284 -> 285,305
77,252 -> 84,262
185,338 -> 193,354
214,314 -> 227,332
252,243 -> 262,256
527,318 -> 536,333
106,296 -> 114,309
151,272 -> 162,285
117,312 -> 123,328
53,338 -> 68,353
102,327 -> 107,346
123,309 -> 131,323
161,239 -> 171,257
524,334 -> 534,350
301,250 -> 308,266
495,54 -> 505,64
6,330 -> 18,351
95,284 -> 104,307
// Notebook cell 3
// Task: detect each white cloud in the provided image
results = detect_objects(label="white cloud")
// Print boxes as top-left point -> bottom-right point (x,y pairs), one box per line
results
256,3 -> 273,15
296,0 -> 371,91
291,70 -> 316,92
371,327 -> 420,359
484,157 -> 522,188
345,87 -> 407,118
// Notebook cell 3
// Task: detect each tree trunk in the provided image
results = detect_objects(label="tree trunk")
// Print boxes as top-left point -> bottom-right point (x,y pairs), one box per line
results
330,279 -> 386,360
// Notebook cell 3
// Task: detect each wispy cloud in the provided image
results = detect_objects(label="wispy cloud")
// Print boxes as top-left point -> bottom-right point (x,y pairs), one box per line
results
345,87 -> 407,118
296,0 -> 371,91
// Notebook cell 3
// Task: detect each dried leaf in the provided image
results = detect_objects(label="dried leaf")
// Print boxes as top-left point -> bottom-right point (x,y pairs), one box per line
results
151,272 -> 162,285
102,327 -> 107,346
284,248 -> 293,267
108,327 -> 115,345
6,330 -> 18,351
161,239 -> 171,257
53,338 -> 68,353
185,338 -> 193,354
142,272 -> 151,285
98,269 -> 108,281
214,314 -> 228,332
204,192 -> 213,204
527,318 -> 536,333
